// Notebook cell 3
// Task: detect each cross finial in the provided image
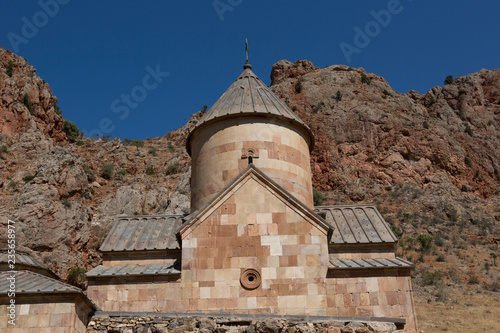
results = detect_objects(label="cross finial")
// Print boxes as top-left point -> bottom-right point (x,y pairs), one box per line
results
244,38 -> 252,70
246,37 -> 249,63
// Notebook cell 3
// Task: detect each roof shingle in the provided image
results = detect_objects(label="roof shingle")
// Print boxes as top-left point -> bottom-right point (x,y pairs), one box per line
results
0,250 -> 48,270
186,65 -> 314,154
329,257 -> 413,270
0,250 -> 58,279
100,215 -> 183,252
315,205 -> 398,244
0,270 -> 82,293
86,264 -> 180,278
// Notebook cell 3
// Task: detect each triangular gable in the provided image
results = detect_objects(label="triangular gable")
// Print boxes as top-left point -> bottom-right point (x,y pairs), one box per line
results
177,164 -> 333,241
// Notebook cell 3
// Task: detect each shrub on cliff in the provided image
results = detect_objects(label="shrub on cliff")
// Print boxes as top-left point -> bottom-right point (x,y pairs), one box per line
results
22,174 -> 36,182
5,61 -> 13,77
67,267 -> 87,288
361,73 -> 371,85
166,162 -> 179,175
23,93 -> 34,114
131,139 -> 144,151
417,233 -> 433,250
102,164 -> 114,180
313,190 -> 324,206
63,119 -> 80,141
335,90 -> 342,101
295,79 -> 303,93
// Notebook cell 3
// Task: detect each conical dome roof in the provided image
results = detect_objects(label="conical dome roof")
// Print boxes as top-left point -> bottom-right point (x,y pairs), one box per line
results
186,63 -> 314,155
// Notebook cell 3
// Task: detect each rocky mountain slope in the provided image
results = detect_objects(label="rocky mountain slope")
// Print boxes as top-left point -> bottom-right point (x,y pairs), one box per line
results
0,48 -> 66,141
270,60 -> 499,331
0,49 -> 498,331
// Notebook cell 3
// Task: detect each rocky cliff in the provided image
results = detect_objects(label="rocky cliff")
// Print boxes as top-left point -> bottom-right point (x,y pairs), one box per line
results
270,60 -> 500,331
271,60 -> 500,199
0,48 -> 66,141
0,47 -> 203,276
0,50 -> 498,328
271,60 -> 499,242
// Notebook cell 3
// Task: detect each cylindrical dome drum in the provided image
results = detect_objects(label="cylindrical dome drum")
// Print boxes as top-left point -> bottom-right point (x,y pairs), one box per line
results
189,116 -> 314,211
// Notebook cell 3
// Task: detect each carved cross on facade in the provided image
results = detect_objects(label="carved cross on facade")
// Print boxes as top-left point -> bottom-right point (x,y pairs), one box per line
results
241,148 -> 259,164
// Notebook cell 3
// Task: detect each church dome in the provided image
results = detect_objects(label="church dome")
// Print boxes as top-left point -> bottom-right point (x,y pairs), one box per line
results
186,63 -> 314,155
187,63 -> 315,211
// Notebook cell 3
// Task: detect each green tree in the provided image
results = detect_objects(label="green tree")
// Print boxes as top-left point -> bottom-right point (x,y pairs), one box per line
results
444,75 -> 454,85
428,96 -> 436,107
22,174 -> 36,182
67,267 -> 87,288
6,61 -> 13,77
421,271 -> 442,286
101,164 -> 114,180
361,73 -> 371,84
63,119 -> 80,141
166,162 -> 179,175
131,139 -> 144,151
313,190 -> 324,206
23,93 -> 34,114
335,90 -> 342,101
417,234 -> 433,250
295,79 -> 303,93
464,155 -> 472,167
465,125 -> 472,136
148,146 -> 157,156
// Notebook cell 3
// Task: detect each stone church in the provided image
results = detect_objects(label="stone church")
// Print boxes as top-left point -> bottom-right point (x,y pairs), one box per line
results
86,61 -> 418,331
0,60 -> 418,332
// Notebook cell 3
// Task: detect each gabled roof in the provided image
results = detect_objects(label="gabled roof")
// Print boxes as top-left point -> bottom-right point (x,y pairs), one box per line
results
178,164 -> 333,240
0,270 -> 99,310
0,270 -> 81,293
0,250 -> 58,279
86,263 -> 181,278
186,63 -> 314,155
100,215 -> 183,252
315,205 -> 398,245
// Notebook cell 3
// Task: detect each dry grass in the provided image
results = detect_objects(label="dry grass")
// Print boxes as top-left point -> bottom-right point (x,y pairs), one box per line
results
415,291 -> 500,332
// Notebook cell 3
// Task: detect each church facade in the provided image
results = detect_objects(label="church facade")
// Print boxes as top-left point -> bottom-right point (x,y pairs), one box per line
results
85,62 -> 418,332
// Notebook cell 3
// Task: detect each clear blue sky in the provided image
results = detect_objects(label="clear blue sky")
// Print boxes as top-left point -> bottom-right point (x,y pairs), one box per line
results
1,1 -> 499,140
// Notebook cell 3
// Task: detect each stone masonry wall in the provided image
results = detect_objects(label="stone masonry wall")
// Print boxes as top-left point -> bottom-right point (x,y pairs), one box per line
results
182,176 -> 329,315
87,175 -> 417,331
87,314 -> 404,333
190,118 -> 314,211
87,278 -> 182,312
325,276 -> 418,332
0,300 -> 88,333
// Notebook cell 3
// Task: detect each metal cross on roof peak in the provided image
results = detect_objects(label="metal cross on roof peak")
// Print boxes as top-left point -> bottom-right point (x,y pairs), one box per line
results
244,38 -> 252,70
245,37 -> 249,63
